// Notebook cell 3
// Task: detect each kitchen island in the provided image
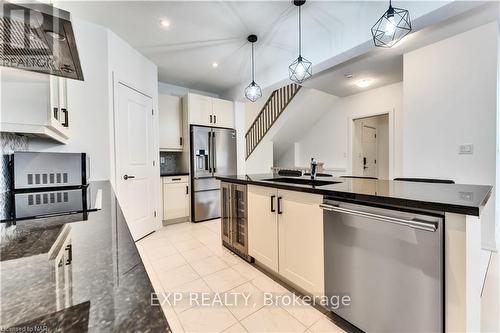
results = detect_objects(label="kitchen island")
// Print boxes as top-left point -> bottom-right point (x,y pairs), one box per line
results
217,174 -> 493,333
0,181 -> 170,332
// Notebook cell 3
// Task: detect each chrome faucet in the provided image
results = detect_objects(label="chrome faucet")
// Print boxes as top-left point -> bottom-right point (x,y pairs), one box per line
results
310,158 -> 317,180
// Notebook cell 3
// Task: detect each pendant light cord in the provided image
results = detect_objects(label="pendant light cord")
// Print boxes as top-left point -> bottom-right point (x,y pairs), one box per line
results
298,5 -> 302,56
251,42 -> 255,82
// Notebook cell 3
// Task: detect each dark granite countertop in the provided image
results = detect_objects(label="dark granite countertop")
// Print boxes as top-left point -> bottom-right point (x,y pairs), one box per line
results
0,181 -> 170,332
160,172 -> 189,177
216,174 -> 493,216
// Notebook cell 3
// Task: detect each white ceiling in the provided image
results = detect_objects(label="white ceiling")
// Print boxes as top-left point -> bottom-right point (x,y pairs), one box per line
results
57,1 -> 451,96
302,51 -> 403,97
303,1 -> 500,97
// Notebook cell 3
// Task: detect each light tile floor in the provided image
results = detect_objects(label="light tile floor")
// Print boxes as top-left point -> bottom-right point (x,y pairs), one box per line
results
137,219 -> 345,333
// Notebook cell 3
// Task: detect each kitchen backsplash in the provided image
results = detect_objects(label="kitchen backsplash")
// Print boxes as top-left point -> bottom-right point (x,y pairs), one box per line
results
160,151 -> 184,174
1,133 -> 29,223
1,133 -> 28,192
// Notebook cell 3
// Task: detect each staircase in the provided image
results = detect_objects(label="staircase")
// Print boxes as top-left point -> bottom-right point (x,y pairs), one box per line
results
245,83 -> 302,159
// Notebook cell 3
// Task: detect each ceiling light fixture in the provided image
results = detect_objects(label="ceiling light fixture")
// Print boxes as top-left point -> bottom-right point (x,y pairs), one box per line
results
244,34 -> 262,102
212,62 -> 219,68
288,0 -> 312,84
356,79 -> 373,88
371,0 -> 411,48
159,19 -> 171,28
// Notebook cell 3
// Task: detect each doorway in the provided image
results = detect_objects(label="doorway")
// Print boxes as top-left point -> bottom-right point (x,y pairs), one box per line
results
352,114 -> 389,179
114,82 -> 157,240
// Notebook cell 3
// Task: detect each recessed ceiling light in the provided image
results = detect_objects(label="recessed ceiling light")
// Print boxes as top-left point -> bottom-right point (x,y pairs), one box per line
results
345,73 -> 353,79
159,19 -> 171,28
212,62 -> 219,68
356,79 -> 373,88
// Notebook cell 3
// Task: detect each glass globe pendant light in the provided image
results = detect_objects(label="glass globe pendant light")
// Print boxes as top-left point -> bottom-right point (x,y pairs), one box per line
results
371,0 -> 411,48
244,34 -> 262,102
288,0 -> 312,84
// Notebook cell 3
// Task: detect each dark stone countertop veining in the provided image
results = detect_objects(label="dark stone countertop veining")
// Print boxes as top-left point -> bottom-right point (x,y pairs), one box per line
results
0,181 -> 170,332
216,174 -> 493,216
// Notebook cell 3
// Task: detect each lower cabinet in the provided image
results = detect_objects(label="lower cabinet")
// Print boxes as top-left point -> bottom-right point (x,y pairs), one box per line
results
248,185 -> 324,295
162,176 -> 190,223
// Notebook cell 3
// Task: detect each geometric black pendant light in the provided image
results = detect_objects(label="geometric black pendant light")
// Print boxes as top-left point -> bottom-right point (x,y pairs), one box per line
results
371,0 -> 411,48
244,34 -> 262,102
288,0 -> 312,84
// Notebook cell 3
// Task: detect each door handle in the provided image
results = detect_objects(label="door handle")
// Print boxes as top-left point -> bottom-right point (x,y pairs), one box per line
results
277,197 -> 283,214
207,132 -> 212,173
270,195 -> 276,212
212,132 -> 216,173
123,174 -> 135,180
61,108 -> 68,127
65,244 -> 72,265
319,204 -> 437,232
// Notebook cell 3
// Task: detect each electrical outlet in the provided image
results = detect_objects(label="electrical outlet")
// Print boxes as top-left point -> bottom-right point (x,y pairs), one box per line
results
160,157 -> 165,164
458,144 -> 473,155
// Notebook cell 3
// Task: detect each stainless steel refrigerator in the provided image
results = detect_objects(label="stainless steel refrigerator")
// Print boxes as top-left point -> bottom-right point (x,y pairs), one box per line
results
191,125 -> 237,222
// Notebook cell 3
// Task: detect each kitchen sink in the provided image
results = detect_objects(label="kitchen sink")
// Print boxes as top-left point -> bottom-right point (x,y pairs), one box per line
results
263,177 -> 341,186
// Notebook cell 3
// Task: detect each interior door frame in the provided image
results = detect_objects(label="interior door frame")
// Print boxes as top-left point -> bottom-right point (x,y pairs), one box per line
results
110,73 -> 161,235
347,109 -> 394,180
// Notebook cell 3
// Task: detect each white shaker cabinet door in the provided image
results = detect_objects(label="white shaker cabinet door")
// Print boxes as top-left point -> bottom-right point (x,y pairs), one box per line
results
159,94 -> 183,150
278,189 -> 324,295
248,185 -> 279,273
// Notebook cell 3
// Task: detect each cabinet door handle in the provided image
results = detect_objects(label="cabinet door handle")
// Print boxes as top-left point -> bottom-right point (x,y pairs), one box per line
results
213,115 -> 217,123
180,137 -> 183,146
270,195 -> 276,212
277,197 -> 283,214
172,178 -> 181,181
65,244 -> 72,265
61,108 -> 68,127
186,185 -> 189,195
210,115 -> 213,123
53,107 -> 59,120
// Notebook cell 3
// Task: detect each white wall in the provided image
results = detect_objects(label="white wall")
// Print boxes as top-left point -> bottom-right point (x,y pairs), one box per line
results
158,82 -> 218,98
295,82 -> 403,177
29,18 -> 110,181
403,22 -> 498,250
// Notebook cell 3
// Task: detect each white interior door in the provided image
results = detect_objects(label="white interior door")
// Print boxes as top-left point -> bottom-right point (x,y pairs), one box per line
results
115,83 -> 156,240
362,125 -> 377,177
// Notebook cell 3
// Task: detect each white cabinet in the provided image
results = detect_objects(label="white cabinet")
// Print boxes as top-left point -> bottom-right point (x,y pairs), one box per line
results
278,189 -> 324,295
162,176 -> 190,222
212,98 -> 234,128
184,93 -> 234,128
1,69 -> 70,143
159,94 -> 183,151
247,185 -> 324,295
248,185 -> 279,273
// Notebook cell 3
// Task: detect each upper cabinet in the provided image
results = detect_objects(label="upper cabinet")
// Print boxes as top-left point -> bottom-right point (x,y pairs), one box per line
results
159,94 -> 183,151
184,93 -> 234,128
1,69 -> 70,143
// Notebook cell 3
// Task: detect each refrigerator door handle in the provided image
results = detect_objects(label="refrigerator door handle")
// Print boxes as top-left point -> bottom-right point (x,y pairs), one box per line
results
212,132 -> 217,173
207,132 -> 212,173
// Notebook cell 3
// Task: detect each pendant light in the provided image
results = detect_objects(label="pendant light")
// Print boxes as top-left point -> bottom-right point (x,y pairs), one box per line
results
371,0 -> 411,48
288,0 -> 312,84
244,34 -> 262,102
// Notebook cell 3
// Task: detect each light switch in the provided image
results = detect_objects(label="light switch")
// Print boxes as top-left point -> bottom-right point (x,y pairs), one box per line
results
459,144 -> 473,155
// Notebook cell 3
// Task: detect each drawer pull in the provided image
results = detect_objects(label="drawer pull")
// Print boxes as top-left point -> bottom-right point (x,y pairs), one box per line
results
172,178 -> 182,181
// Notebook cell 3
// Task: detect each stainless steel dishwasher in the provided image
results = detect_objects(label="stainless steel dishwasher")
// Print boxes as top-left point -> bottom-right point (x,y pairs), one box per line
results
321,199 -> 444,333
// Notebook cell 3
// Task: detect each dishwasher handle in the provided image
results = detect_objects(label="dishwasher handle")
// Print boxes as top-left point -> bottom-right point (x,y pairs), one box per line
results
319,203 -> 438,232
